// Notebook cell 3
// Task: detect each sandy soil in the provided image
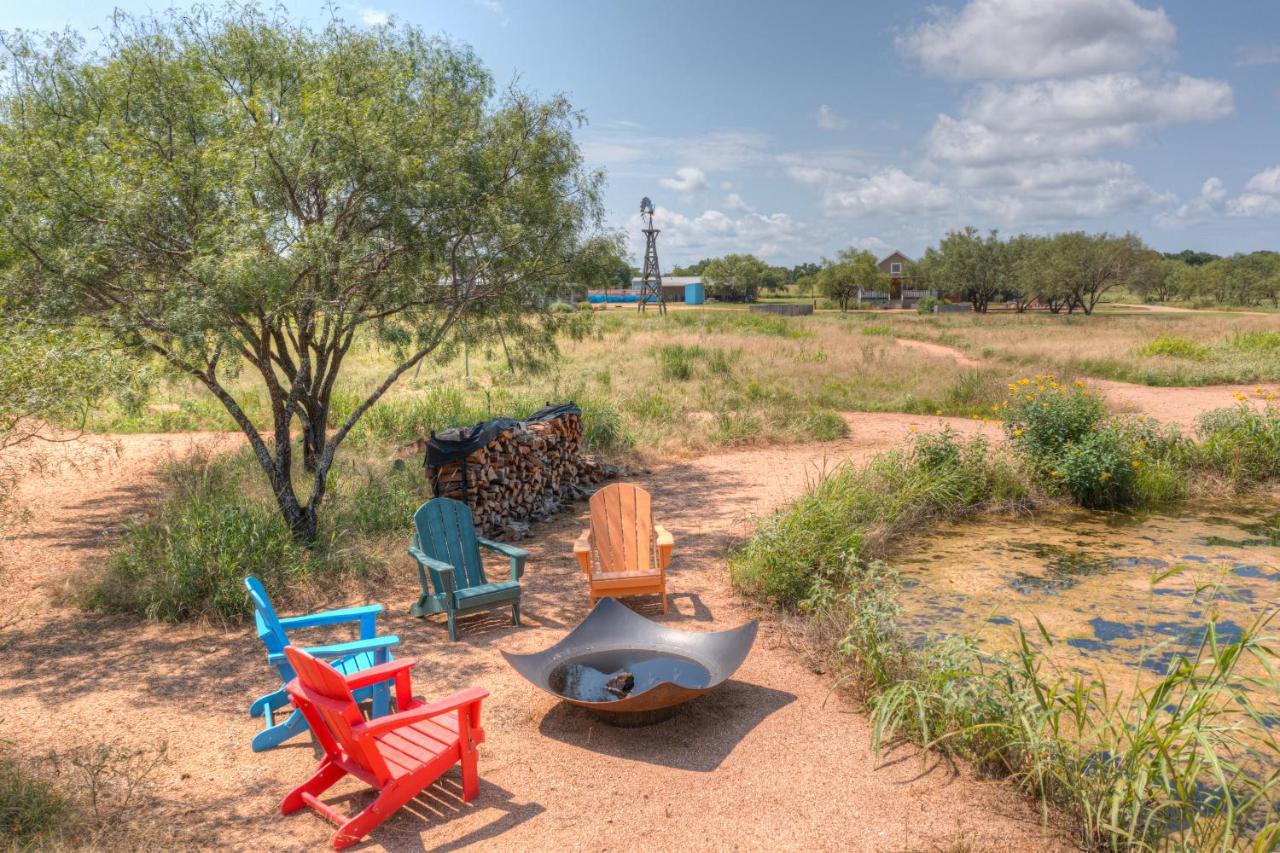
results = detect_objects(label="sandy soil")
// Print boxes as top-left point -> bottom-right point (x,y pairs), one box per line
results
893,337 -> 1274,429
0,415 -> 1067,853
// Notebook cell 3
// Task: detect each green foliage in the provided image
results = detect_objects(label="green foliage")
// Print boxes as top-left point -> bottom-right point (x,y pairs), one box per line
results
1232,331 -> 1280,353
655,344 -> 706,381
0,5 -> 609,542
871,609 -> 1280,851
700,254 -> 783,302
86,449 -> 419,623
915,294 -> 942,314
1003,375 -> 1107,462
1192,403 -> 1280,485
1136,336 -> 1209,360
729,429 -> 1024,607
0,754 -> 68,845
1050,427 -> 1142,508
816,248 -> 886,312
666,310 -> 806,338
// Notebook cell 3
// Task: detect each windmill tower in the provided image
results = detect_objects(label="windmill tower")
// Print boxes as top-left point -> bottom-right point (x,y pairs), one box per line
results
637,197 -> 666,314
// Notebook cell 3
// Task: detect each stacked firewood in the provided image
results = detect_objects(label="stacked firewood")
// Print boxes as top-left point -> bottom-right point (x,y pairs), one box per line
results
427,410 -> 616,539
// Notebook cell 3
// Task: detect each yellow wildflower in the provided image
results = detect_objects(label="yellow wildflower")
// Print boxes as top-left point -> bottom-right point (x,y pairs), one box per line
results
1013,428 -> 1023,437
1131,460 -> 1142,469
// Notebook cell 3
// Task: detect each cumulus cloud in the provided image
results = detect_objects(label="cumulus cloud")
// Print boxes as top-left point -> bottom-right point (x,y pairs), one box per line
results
472,0 -> 509,25
929,73 -> 1233,164
798,168 -> 953,215
1226,166 -> 1280,217
900,0 -> 1175,80
358,7 -> 389,26
722,192 -> 755,212
638,206 -> 803,261
1155,177 -> 1227,227
816,105 -> 848,130
658,166 -> 709,193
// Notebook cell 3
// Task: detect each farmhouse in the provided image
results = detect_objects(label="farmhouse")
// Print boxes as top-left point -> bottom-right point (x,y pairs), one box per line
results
858,250 -> 934,308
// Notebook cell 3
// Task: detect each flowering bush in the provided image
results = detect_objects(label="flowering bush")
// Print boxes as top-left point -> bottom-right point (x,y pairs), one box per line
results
1002,374 -> 1105,463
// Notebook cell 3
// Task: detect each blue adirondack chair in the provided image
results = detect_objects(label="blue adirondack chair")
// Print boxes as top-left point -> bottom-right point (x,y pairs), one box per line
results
409,497 -> 528,641
244,577 -> 400,752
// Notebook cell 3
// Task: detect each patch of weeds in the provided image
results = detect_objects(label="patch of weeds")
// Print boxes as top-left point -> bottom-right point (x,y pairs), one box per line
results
1137,335 -> 1209,360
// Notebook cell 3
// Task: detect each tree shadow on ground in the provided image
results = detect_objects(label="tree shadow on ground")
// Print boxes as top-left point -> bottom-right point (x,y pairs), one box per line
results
536,679 -> 795,772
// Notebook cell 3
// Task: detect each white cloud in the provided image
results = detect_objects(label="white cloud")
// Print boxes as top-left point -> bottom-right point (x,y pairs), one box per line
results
930,73 -> 1233,164
816,105 -> 848,131
900,0 -> 1175,81
722,192 -> 755,212
638,206 -> 803,261
820,169 -> 953,216
472,0 -> 509,25
358,7 -> 389,26
658,166 -> 709,193
1237,45 -> 1280,67
1155,177 -> 1226,227
1226,166 -> 1280,217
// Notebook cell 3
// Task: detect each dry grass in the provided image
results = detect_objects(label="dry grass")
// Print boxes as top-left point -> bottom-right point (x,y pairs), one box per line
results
81,308 -> 1012,462
828,309 -> 1280,386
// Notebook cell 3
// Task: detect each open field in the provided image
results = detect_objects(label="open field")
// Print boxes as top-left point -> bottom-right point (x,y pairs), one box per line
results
80,308 -> 1018,458
834,307 -> 1280,386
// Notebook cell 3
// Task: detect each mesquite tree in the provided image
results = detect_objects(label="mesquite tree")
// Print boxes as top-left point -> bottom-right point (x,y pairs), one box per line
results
0,7 -> 613,542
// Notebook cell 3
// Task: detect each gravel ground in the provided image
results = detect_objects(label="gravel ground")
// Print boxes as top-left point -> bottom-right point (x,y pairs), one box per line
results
0,415 -> 1076,852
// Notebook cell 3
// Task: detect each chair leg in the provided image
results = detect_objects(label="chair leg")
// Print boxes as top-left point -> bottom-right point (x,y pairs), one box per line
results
332,781 -> 418,851
447,608 -> 458,642
252,707 -> 309,752
460,739 -> 480,802
282,758 -> 345,815
511,599 -> 521,627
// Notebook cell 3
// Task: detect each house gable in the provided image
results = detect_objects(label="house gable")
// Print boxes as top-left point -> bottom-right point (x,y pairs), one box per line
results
876,251 -> 911,276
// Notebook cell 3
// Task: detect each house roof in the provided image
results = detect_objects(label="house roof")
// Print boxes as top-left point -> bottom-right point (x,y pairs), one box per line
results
877,250 -> 912,265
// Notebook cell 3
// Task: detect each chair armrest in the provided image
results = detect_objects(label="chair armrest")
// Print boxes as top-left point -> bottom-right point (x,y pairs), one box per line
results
477,537 -> 529,559
278,603 -> 383,631
408,546 -> 457,595
358,687 -> 489,737
574,528 -> 592,574
347,658 -> 418,709
267,635 -> 399,666
479,537 -> 528,581
655,524 -> 674,570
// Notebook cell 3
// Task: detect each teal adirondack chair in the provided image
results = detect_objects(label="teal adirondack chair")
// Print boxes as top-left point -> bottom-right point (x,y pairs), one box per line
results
244,577 -> 400,751
409,498 -> 528,641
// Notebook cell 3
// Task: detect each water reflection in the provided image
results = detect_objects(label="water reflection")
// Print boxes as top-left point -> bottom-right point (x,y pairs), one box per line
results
895,501 -> 1280,686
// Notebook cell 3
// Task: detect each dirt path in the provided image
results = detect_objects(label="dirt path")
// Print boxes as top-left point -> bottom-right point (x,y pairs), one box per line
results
1111,302 -> 1270,317
893,337 -> 1273,428
0,417 -> 1061,853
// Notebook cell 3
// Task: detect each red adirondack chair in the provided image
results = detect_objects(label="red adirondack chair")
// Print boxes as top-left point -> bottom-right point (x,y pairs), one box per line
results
281,646 -> 489,850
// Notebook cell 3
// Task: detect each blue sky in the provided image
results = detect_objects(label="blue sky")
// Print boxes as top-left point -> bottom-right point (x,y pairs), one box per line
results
6,0 -> 1280,266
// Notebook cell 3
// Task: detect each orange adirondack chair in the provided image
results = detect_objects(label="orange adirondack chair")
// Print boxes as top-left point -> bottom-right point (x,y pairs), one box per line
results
281,646 -> 488,850
574,483 -> 674,613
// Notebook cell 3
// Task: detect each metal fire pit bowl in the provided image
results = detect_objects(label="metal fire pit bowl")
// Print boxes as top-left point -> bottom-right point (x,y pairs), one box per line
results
502,597 -> 758,726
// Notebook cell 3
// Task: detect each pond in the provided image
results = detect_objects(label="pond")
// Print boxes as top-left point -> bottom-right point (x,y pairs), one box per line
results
895,500 -> 1280,727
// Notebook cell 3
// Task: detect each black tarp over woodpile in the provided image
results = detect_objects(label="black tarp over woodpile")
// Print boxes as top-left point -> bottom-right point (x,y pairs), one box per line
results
425,403 -> 616,538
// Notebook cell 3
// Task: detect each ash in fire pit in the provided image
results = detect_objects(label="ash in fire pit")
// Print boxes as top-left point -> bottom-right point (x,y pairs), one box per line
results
548,651 -> 711,703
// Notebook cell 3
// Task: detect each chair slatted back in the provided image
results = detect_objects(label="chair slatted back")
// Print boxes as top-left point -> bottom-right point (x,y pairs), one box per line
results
589,483 -> 654,575
245,577 -> 290,658
283,647 -> 390,784
414,498 -> 488,593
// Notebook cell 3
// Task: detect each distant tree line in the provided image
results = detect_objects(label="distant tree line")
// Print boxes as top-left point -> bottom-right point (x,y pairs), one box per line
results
1138,251 -> 1280,307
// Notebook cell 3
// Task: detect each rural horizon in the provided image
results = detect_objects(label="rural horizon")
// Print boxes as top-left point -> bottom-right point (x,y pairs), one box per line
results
1,2 -> 1278,851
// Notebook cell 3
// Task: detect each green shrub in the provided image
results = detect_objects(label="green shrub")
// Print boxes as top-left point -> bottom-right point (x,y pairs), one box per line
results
730,429 -> 1025,607
915,295 -> 941,314
577,395 -> 631,452
1049,426 -> 1141,508
859,324 -> 893,336
87,450 -> 389,623
1136,335 -> 1209,360
1193,403 -> 1280,485
1231,330 -> 1280,353
654,343 -> 706,381
0,754 -> 68,845
549,302 -> 576,313
1003,375 -> 1106,464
